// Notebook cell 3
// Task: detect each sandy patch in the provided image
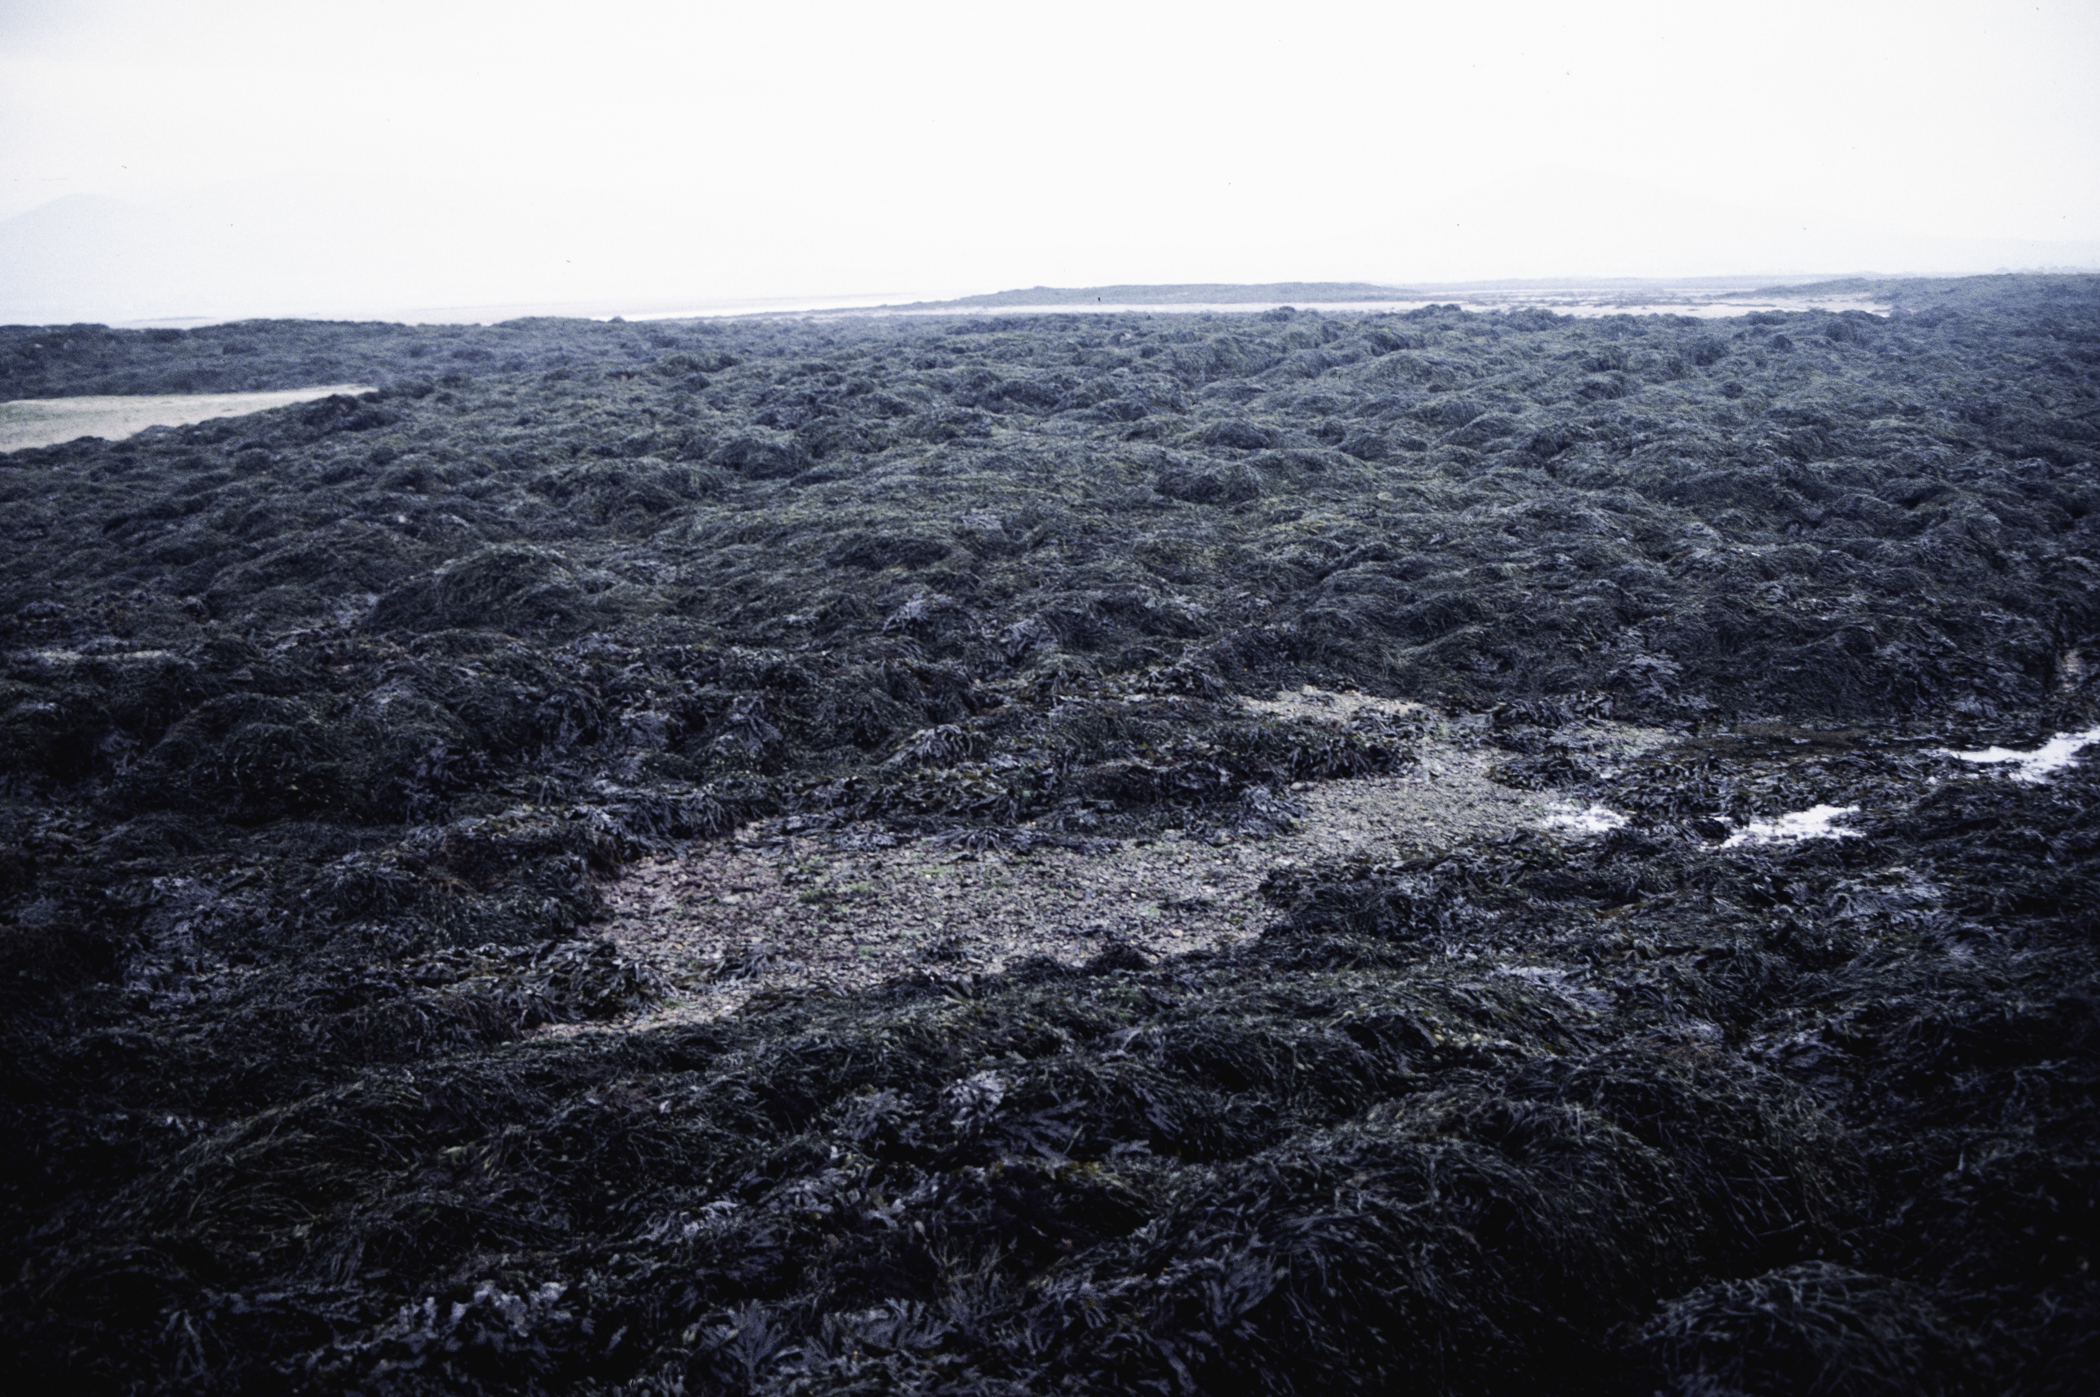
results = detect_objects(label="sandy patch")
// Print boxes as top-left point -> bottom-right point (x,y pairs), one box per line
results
574,704 -> 1670,1033
0,386 -> 373,452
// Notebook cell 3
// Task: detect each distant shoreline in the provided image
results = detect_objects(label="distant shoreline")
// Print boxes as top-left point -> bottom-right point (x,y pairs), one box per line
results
105,275 -> 1907,330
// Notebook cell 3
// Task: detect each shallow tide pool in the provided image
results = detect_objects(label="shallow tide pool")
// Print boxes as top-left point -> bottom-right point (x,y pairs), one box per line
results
1722,804 -> 1862,847
1940,725 -> 2100,783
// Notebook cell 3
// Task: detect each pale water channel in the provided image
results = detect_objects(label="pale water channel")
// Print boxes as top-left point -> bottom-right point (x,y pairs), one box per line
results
0,385 -> 371,452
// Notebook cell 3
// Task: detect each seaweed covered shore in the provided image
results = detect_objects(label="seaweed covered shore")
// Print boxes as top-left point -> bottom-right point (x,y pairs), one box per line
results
2,275 -> 2097,1393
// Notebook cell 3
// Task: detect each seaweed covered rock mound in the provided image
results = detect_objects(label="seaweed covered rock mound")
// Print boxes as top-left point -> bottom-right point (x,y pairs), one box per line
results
2,274 -> 2098,1393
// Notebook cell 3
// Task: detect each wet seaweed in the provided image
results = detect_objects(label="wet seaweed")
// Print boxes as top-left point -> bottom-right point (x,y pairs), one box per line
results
2,275 -> 2098,1393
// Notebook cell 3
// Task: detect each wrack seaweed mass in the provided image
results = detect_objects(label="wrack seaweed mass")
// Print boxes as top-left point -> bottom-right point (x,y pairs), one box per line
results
2,275 -> 2097,1394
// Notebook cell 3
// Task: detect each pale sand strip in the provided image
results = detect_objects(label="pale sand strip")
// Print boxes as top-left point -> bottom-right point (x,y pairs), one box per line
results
1,386 -> 374,452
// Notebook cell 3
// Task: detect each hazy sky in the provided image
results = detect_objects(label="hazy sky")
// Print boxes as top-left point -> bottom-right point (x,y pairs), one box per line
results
3,0 -> 2098,317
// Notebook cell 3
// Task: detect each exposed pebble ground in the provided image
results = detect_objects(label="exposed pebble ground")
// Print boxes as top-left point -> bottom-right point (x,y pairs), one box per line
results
589,693 -> 1670,1027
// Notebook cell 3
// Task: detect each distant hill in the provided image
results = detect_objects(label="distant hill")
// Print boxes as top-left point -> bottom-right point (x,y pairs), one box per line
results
1737,272 -> 2100,314
909,282 -> 1424,308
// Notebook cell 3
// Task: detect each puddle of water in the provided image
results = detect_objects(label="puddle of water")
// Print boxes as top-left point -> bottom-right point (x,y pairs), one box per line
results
1541,802 -> 1628,834
1,386 -> 373,452
1939,726 -> 2100,784
1721,804 -> 1861,847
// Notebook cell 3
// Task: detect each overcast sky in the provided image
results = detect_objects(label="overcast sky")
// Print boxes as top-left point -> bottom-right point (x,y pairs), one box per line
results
3,0 -> 2098,320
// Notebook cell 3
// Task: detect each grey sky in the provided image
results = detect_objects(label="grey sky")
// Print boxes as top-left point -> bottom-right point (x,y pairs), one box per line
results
3,0 -> 2097,320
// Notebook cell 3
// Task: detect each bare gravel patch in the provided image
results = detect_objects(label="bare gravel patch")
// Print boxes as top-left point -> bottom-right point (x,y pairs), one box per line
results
578,698 -> 1670,1032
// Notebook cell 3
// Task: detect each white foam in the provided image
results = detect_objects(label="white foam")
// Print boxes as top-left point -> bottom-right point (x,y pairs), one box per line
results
1721,804 -> 1860,847
1541,802 -> 1628,834
1938,725 -> 2100,784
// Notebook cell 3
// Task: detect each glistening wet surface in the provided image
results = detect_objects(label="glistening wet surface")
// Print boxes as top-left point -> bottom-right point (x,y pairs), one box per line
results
0,385 -> 373,452
1721,803 -> 1862,847
1940,725 -> 2100,783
